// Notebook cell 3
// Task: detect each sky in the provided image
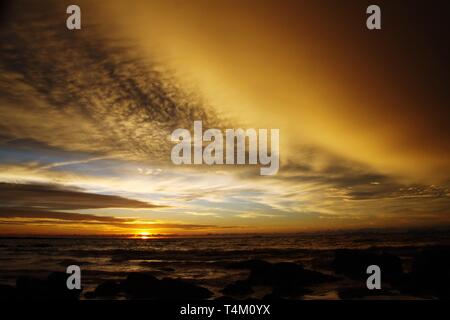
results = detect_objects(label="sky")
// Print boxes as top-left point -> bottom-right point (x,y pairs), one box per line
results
0,0 -> 449,236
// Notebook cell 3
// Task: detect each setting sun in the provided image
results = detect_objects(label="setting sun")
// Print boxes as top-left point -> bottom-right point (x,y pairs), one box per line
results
136,231 -> 151,239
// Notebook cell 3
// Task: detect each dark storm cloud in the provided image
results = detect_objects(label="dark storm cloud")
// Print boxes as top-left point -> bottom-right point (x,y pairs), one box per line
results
0,182 -> 163,210
0,207 -> 133,223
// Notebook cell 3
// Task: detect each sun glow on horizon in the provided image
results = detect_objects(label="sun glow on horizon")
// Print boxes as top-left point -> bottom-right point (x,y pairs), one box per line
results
135,231 -> 153,239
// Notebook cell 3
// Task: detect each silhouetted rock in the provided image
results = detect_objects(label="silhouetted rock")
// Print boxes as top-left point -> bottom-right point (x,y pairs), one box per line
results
262,291 -> 290,300
261,263 -> 322,297
0,284 -> 16,300
221,280 -> 254,296
332,249 -> 403,282
215,295 -> 236,301
47,272 -> 82,300
15,272 -> 81,300
245,262 -> 275,286
121,273 -> 159,298
273,262 -> 334,286
120,272 -> 212,299
16,276 -> 47,299
157,278 -> 213,299
271,285 -> 313,298
246,262 -> 335,287
338,286 -> 392,299
90,280 -> 122,298
227,259 -> 335,297
404,248 -> 450,298
84,291 -> 96,299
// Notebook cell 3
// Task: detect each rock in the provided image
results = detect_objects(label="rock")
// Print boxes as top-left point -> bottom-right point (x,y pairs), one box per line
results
0,284 -> 16,300
84,291 -> 96,299
338,286 -> 392,300
245,262 -> 277,286
91,280 -> 122,298
412,248 -> 450,279
15,272 -> 81,300
221,280 -> 254,296
215,295 -> 236,301
121,272 -> 212,299
332,249 -> 403,281
227,260 -> 274,289
227,259 -> 335,297
157,278 -> 213,299
47,272 -> 82,300
272,262 -> 334,286
121,273 -> 159,298
16,276 -> 48,299
406,248 -> 450,298
271,285 -> 313,298
246,262 -> 335,287
262,291 -> 289,300
229,260 -> 334,297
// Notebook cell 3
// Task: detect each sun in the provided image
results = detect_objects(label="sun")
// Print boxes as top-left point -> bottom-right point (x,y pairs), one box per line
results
136,231 -> 151,239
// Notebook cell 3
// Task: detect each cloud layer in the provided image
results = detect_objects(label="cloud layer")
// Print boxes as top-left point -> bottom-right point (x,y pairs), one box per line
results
0,0 -> 449,234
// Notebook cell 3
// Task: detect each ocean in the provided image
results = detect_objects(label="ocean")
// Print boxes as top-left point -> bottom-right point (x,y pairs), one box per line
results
1,230 -> 449,299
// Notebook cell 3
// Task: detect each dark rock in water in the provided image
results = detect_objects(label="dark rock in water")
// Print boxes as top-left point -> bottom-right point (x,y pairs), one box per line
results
229,260 -> 334,287
90,280 -> 122,298
262,290 -> 290,300
121,273 -> 159,298
412,248 -> 450,279
84,291 -> 96,299
332,249 -> 403,281
405,248 -> 450,299
272,262 -> 335,286
338,286 -> 392,300
16,276 -> 48,299
215,295 -> 236,301
264,263 -> 321,297
16,273 -> 81,300
157,278 -> 213,299
247,262 -> 335,287
0,284 -> 16,300
228,260 -> 335,297
47,272 -> 82,300
262,292 -> 283,300
121,273 -> 212,299
221,280 -> 254,296
271,285 -> 313,298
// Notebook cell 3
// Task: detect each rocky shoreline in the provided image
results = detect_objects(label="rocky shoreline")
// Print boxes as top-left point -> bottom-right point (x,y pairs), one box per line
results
1,246 -> 449,300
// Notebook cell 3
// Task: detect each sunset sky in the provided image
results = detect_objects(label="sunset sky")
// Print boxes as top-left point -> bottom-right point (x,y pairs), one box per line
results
0,0 -> 449,236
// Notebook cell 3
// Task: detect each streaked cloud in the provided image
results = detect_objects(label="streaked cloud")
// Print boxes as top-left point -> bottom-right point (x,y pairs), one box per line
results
0,182 -> 163,210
